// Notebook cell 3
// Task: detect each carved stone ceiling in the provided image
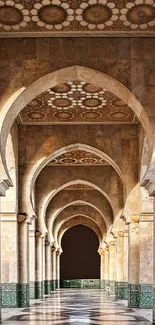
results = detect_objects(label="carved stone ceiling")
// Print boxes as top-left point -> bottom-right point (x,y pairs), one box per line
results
65,184 -> 94,190
0,0 -> 155,37
48,150 -> 110,166
18,81 -> 137,124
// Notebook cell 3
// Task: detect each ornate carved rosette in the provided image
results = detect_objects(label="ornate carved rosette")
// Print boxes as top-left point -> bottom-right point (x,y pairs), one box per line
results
31,0 -> 74,30
0,0 -> 30,30
75,0 -> 119,30
120,0 -> 155,29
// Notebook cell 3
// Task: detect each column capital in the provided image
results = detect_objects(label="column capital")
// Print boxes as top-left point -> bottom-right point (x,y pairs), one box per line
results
118,231 -> 124,237
35,230 -> 42,237
18,213 -> 36,224
98,248 -> 104,256
45,240 -> 50,246
108,241 -> 115,247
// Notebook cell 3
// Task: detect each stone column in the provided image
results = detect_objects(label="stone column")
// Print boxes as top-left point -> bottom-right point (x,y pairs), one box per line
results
56,250 -> 61,289
104,247 -> 109,292
140,214 -> 153,308
109,241 -> 116,295
98,248 -> 105,289
128,217 -> 140,307
116,231 -> 124,300
35,231 -> 43,298
43,238 -> 45,295
45,241 -> 52,294
124,226 -> 129,299
1,213 -> 18,307
29,221 -> 35,299
18,215 -> 30,307
51,247 -> 57,291
153,198 -> 155,323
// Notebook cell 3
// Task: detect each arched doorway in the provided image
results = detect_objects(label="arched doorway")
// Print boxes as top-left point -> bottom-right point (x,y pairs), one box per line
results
60,225 -> 100,288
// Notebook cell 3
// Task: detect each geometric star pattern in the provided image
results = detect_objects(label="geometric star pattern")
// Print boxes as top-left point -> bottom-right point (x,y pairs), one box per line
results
18,81 -> 136,124
0,0 -> 155,36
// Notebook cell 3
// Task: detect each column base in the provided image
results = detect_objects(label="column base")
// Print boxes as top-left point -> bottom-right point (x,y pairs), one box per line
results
116,282 -> 128,300
153,287 -> 155,322
128,284 -> 140,307
51,280 -> 57,291
140,284 -> 153,308
29,281 -> 35,299
35,281 -> 43,299
45,280 -> 51,294
100,280 -> 105,290
109,281 -> 115,296
2,283 -> 29,307
128,284 -> 153,308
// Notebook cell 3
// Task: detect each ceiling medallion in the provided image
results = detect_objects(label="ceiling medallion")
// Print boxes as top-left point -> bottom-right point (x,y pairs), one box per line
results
83,4 -> 112,24
54,111 -> 73,120
81,111 -> 101,120
83,83 -> 103,93
0,2 -> 30,30
28,98 -> 42,108
38,5 -> 67,25
108,111 -> 129,121
112,98 -> 128,108
82,98 -> 102,108
0,5 -> 22,25
27,111 -> 46,120
76,0 -> 119,30
51,83 -> 71,93
120,1 -> 155,29
53,98 -> 72,108
127,4 -> 155,25
31,1 -> 74,30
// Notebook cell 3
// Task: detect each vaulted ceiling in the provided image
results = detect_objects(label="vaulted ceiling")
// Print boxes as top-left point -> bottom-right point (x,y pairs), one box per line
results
17,81 -> 137,124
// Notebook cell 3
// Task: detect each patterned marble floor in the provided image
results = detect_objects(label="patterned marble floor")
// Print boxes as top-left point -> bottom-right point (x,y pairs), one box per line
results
2,289 -> 152,325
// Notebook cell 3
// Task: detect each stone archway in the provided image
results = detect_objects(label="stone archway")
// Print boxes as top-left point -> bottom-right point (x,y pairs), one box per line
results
0,66 -> 152,193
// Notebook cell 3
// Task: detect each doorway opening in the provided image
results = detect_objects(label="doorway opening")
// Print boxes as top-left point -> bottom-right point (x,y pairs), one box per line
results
60,225 -> 100,288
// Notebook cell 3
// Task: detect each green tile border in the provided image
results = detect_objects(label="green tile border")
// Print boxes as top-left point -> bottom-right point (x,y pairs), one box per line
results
51,280 -> 57,291
109,280 -> 115,296
153,287 -> 155,323
17,284 -> 29,307
35,281 -> 43,299
44,280 -> 51,294
116,282 -> 128,300
140,284 -> 153,308
128,284 -> 140,307
128,283 -> 153,308
29,281 -> 35,299
60,279 -> 101,289
2,283 -> 29,308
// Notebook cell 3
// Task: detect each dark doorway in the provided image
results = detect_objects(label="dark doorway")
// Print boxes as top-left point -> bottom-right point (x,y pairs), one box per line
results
60,225 -> 100,279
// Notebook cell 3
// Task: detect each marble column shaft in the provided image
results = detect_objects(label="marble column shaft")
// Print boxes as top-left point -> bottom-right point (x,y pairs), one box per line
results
45,243 -> 52,294
128,221 -> 140,307
52,248 -> 57,291
116,232 -> 126,300
109,242 -> 116,295
29,226 -> 35,299
35,235 -> 43,298
1,214 -> 18,307
18,219 -> 29,307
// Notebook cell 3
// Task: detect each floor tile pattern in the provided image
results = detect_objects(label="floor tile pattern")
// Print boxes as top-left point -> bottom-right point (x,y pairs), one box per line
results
2,289 -> 152,325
